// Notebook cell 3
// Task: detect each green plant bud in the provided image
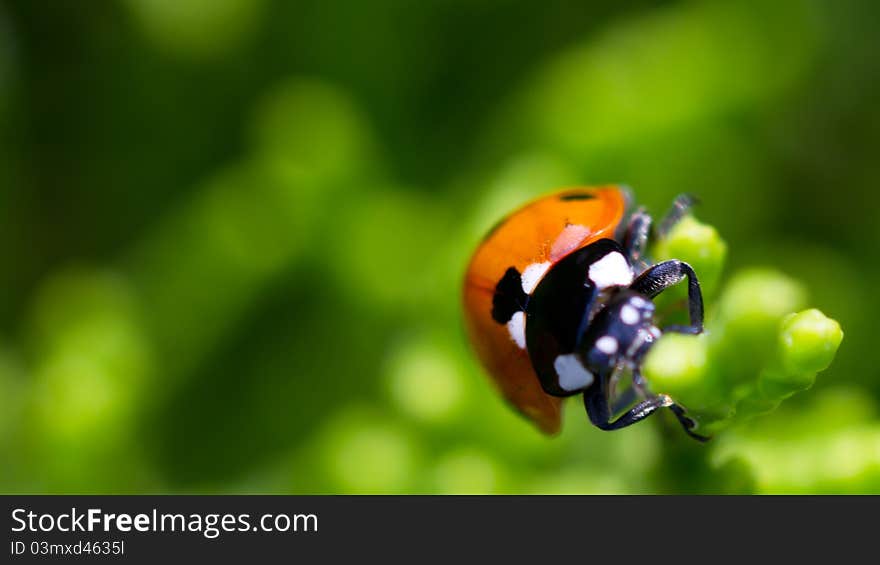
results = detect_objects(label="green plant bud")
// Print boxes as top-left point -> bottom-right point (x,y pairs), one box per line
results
716,269 -> 807,331
653,215 -> 727,296
778,309 -> 844,375
643,264 -> 843,435
642,332 -> 710,407
711,269 -> 807,383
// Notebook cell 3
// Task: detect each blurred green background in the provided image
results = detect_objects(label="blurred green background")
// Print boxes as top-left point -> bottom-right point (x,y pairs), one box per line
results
0,0 -> 878,493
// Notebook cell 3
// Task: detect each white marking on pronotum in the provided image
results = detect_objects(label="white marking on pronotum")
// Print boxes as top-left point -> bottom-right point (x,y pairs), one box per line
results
596,335 -> 619,355
507,311 -> 526,349
588,251 -> 633,289
553,354 -> 595,391
631,296 -> 650,308
520,261 -> 552,294
620,304 -> 640,325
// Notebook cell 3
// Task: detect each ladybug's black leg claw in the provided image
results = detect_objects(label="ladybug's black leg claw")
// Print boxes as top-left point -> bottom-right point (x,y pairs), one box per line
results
630,260 -> 704,334
669,403 -> 711,442
657,193 -> 698,238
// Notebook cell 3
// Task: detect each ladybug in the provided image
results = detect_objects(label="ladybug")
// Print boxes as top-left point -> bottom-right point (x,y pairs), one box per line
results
463,186 -> 708,441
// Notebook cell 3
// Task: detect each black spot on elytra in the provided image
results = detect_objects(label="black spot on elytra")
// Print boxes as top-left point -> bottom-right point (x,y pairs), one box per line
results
491,267 -> 528,324
559,191 -> 597,201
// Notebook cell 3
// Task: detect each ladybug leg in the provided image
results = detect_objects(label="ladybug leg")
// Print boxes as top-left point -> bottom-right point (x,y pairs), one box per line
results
622,207 -> 652,270
584,382 -> 671,431
630,260 -> 704,334
657,193 -> 698,238
623,194 -> 697,270
584,372 -> 710,441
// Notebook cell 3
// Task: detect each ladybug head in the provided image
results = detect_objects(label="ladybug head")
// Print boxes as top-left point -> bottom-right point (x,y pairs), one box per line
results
581,289 -> 661,374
